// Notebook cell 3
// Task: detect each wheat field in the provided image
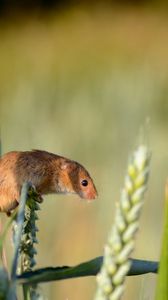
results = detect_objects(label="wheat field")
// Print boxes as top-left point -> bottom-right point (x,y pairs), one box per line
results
0,6 -> 168,299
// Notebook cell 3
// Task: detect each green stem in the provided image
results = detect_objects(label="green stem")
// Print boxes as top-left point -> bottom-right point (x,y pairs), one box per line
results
0,211 -> 17,258
8,183 -> 30,300
11,183 -> 30,281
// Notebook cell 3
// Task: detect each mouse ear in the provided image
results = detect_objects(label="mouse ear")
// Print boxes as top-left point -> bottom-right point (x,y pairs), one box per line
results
60,160 -> 75,171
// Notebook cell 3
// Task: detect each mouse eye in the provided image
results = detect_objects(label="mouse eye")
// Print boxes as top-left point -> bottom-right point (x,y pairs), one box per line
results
81,179 -> 88,187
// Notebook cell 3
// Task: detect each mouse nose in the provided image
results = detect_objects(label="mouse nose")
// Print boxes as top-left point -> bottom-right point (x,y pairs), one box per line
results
84,187 -> 98,200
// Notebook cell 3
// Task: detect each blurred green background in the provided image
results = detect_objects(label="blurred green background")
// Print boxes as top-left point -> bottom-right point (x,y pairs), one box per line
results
0,1 -> 168,299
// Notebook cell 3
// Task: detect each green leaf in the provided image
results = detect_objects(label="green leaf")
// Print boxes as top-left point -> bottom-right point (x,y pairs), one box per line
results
17,257 -> 158,285
155,181 -> 168,300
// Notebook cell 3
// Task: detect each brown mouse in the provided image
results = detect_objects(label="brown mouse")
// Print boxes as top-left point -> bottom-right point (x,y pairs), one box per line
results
0,150 -> 98,215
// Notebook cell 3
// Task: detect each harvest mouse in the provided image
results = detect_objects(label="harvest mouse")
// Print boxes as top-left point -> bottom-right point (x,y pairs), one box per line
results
0,150 -> 97,215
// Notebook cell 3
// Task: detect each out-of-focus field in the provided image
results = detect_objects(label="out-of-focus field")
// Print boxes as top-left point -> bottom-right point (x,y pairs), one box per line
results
0,6 -> 168,299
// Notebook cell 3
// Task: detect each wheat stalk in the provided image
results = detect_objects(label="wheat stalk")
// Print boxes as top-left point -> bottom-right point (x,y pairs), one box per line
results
94,145 -> 151,300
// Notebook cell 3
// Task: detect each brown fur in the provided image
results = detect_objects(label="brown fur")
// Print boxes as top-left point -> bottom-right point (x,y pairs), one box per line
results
0,150 -> 97,214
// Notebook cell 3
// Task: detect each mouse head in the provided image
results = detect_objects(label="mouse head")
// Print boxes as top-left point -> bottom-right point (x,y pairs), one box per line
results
58,159 -> 98,200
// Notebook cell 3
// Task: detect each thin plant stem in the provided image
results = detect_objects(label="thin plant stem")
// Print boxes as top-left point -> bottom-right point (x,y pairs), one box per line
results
11,183 -> 30,281
7,183 -> 30,300
0,211 -> 17,258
